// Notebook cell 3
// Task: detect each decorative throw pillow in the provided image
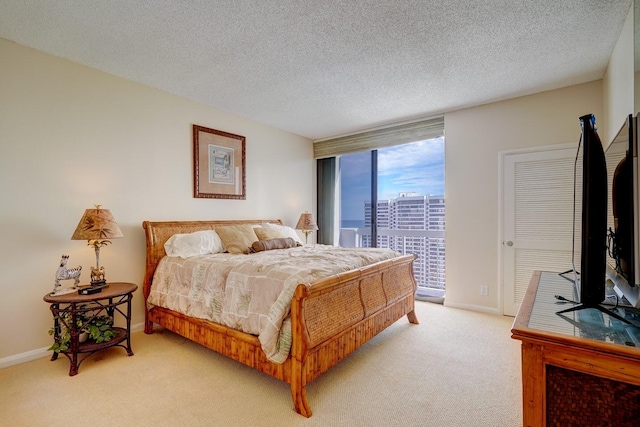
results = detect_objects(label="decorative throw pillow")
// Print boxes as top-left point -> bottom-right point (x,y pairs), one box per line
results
244,237 -> 301,253
164,230 -> 225,258
260,223 -> 303,244
216,224 -> 259,254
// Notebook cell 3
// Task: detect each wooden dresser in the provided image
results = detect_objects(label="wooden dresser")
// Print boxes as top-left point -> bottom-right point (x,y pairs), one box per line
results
511,271 -> 640,426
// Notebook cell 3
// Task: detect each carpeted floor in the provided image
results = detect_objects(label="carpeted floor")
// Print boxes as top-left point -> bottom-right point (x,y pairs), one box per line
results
0,301 -> 522,426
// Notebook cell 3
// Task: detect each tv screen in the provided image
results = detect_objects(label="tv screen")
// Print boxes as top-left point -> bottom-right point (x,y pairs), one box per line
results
605,114 -> 640,307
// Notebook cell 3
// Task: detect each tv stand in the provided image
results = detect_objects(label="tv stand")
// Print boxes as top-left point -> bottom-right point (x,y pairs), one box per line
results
512,271 -> 640,426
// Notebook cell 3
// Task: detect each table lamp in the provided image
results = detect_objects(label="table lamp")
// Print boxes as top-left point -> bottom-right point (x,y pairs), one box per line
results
71,205 -> 123,286
295,212 -> 318,244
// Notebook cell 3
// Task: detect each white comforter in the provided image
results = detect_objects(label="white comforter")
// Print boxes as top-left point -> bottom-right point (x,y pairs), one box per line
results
147,244 -> 400,363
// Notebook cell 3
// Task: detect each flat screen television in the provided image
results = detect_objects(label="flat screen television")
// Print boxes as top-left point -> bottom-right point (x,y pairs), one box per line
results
576,113 -> 608,307
605,114 -> 640,307
557,114 -> 631,321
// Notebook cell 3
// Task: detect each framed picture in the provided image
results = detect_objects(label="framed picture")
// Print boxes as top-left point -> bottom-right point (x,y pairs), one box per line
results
193,125 -> 246,199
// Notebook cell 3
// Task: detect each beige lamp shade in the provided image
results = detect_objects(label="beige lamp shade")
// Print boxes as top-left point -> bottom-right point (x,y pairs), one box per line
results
296,212 -> 318,244
71,206 -> 123,241
295,212 -> 318,232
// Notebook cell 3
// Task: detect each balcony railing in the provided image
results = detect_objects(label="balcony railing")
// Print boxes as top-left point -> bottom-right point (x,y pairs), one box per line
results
340,227 -> 445,298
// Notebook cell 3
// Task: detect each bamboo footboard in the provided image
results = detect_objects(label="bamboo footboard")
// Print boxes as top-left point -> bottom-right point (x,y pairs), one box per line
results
142,220 -> 419,417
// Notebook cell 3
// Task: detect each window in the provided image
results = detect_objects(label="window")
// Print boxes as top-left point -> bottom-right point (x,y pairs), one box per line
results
315,116 -> 444,298
337,137 -> 445,298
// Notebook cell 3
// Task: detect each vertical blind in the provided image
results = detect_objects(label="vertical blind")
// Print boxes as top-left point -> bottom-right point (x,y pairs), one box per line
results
313,115 -> 444,159
316,157 -> 337,245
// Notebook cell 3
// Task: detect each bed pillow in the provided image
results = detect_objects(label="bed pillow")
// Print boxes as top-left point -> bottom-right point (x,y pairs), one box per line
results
216,224 -> 259,254
254,226 -> 287,241
260,223 -> 304,244
244,237 -> 301,254
164,230 -> 225,258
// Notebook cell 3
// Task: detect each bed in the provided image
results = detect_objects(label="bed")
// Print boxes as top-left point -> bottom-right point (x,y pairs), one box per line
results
142,219 -> 419,417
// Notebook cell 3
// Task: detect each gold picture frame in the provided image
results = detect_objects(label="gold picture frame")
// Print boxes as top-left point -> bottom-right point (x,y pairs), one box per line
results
193,125 -> 246,199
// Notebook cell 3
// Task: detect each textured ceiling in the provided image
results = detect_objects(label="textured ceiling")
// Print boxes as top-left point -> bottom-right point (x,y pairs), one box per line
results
0,0 -> 633,140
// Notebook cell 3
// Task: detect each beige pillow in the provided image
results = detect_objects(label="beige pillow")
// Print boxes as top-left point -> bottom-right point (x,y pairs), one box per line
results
216,224 -> 259,254
254,226 -> 287,241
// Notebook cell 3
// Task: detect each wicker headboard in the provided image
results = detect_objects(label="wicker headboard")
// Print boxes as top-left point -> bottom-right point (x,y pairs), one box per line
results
141,219 -> 283,299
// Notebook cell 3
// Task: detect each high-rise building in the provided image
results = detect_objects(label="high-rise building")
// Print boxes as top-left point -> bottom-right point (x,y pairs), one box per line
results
362,194 -> 445,293
363,200 -> 391,247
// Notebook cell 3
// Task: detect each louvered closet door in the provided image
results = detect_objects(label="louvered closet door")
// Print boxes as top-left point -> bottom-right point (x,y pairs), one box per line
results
502,146 -> 580,316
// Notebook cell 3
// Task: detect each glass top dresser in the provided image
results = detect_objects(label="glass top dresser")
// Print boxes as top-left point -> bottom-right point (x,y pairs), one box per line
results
511,271 -> 640,427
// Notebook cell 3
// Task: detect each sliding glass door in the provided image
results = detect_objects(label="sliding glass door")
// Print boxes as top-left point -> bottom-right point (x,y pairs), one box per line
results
339,151 -> 372,247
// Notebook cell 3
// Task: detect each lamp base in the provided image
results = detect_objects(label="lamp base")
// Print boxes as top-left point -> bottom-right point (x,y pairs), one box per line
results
90,265 -> 106,285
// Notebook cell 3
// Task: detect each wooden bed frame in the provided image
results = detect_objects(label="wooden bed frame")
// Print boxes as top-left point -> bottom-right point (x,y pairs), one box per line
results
142,219 -> 419,417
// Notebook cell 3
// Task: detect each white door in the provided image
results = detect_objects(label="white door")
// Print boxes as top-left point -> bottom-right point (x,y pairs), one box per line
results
501,144 -> 580,316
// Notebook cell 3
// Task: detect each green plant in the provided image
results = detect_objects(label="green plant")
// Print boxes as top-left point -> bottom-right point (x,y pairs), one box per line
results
48,304 -> 116,353
85,314 -> 116,343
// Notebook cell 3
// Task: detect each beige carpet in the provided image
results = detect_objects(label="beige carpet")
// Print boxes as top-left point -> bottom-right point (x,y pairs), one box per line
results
0,302 -> 522,427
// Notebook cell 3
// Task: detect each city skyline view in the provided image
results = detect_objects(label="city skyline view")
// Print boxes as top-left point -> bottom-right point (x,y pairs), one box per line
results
340,137 -> 445,225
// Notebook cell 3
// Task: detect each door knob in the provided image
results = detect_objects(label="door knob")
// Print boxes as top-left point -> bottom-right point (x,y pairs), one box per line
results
506,241 -> 513,246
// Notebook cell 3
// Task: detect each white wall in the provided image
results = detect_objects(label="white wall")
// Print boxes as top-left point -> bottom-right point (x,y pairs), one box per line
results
0,39 -> 313,360
603,2 -> 634,145
444,81 -> 603,313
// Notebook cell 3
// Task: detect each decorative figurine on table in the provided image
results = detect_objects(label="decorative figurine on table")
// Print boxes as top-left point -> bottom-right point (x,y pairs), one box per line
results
90,265 -> 106,285
52,255 -> 82,296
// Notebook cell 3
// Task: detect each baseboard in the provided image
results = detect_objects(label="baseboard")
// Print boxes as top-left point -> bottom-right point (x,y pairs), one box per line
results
443,300 -> 502,316
0,322 -> 145,369
417,295 -> 445,304
0,346 -> 50,369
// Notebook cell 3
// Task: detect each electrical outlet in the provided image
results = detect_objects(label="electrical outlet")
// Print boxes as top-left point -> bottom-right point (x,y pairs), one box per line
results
480,285 -> 488,296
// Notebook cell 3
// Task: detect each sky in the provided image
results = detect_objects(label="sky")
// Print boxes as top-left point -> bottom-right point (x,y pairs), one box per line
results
340,137 -> 445,222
